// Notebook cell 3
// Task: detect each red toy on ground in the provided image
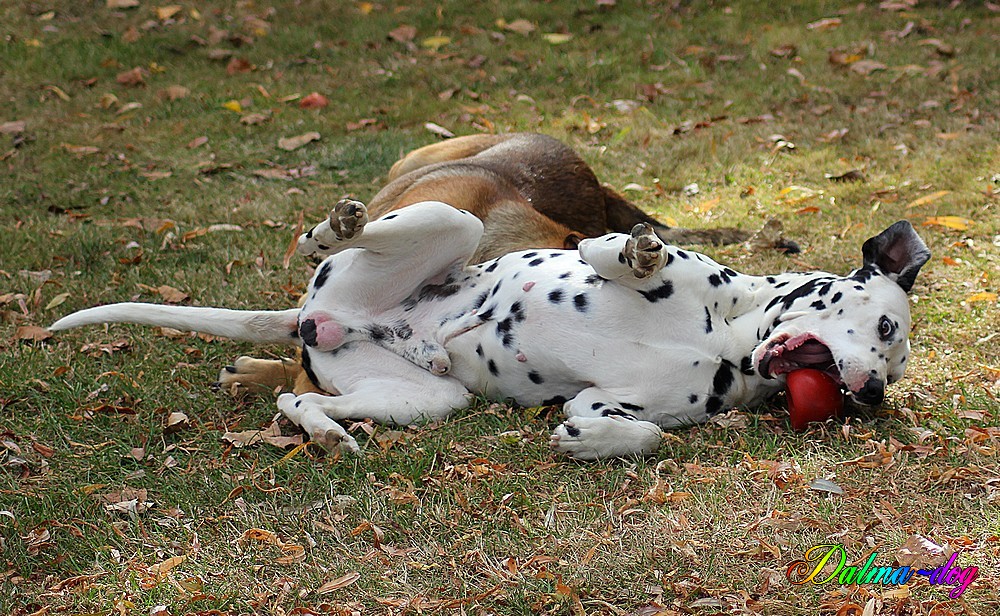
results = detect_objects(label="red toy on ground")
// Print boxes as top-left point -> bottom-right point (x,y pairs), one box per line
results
786,368 -> 844,431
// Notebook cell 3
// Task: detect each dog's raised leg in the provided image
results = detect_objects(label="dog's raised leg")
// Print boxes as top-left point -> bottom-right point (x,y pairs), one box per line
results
578,223 -> 669,288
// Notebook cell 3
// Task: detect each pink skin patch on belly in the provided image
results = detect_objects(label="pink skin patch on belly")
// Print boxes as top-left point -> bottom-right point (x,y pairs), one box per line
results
300,311 -> 345,350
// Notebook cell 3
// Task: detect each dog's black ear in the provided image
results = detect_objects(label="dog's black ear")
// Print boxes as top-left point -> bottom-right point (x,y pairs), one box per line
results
861,220 -> 931,292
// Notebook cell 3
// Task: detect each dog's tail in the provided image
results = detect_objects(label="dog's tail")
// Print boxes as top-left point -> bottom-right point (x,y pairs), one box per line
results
602,186 -> 800,253
49,304 -> 302,344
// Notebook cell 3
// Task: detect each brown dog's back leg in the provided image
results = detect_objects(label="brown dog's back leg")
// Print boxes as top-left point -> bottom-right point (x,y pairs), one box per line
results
388,134 -> 511,180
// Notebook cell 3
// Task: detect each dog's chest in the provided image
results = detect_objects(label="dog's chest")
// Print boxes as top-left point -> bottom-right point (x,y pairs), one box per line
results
405,251 -> 768,409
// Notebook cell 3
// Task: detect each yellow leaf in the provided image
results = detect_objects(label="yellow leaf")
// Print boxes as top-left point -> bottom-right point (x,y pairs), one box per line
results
222,100 -> 243,113
149,555 -> 186,576
966,292 -> 997,303
45,292 -> 70,311
922,216 -> 970,231
25,39 -> 42,47
664,216 -> 679,227
542,32 -> 573,44
357,2 -> 374,14
155,5 -> 182,20
420,35 -> 451,51
697,197 -> 720,213
906,190 -> 950,208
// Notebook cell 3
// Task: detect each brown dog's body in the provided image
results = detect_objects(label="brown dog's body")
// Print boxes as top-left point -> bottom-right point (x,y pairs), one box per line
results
220,133 -> 795,394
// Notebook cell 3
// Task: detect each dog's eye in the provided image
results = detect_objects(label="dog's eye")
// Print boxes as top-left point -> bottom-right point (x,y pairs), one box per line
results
878,316 -> 895,340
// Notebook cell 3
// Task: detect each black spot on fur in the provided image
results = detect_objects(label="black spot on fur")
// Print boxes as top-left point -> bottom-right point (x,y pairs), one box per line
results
299,319 -> 318,347
317,244 -> 329,251
810,300 -> 826,311
559,272 -> 572,280
528,258 -> 544,267
528,371 -> 544,384
677,250 -> 689,260
618,252 -> 627,264
488,359 -> 499,376
708,273 -> 722,287
382,214 -> 398,220
542,395 -> 567,406
548,289 -> 564,304
620,402 -> 644,412
522,252 -> 538,259
475,344 -> 484,357
509,301 -> 526,322
591,402 -> 606,410
300,347 -> 320,388
705,396 -> 724,415
472,291 -> 489,310
831,291 -> 843,304
584,274 -> 603,286
740,356 -> 755,376
712,362 -> 735,396
573,293 -> 589,312
638,281 -> 674,303
602,408 -> 631,418
369,324 -> 390,342
313,262 -> 333,289
478,306 -> 495,321
689,394 -> 699,404
485,261 -> 499,273
565,424 -> 581,437
704,307 -> 713,333
393,322 -> 412,340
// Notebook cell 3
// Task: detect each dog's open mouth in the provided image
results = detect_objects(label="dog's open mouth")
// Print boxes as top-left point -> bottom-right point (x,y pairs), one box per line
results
758,333 -> 844,385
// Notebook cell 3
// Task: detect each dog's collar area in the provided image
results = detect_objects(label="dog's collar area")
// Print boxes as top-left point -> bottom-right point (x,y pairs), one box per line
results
758,333 -> 844,386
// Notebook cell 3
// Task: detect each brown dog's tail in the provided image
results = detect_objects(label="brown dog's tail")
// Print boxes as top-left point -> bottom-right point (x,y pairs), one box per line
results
602,186 -> 800,253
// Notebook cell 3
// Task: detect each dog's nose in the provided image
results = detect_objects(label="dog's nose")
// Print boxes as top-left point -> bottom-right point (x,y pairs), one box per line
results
299,319 -> 318,347
853,378 -> 885,406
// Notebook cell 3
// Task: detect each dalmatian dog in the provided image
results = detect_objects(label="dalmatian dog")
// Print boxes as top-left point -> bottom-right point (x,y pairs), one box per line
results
51,200 -> 930,460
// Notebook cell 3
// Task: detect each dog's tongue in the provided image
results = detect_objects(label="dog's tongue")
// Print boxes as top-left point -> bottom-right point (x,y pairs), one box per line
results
786,368 -> 844,431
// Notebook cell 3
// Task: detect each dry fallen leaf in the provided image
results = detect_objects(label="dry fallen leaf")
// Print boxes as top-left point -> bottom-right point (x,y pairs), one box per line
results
164,411 -> 189,434
149,555 -> 186,577
223,421 -> 303,449
187,136 -> 208,149
116,66 -> 146,87
966,292 -> 998,303
102,488 -> 154,515
16,326 -> 52,343
0,121 -> 26,134
106,0 -> 140,8
226,57 -> 253,75
156,285 -> 188,303
158,85 -> 189,101
388,24 -> 416,43
895,535 -> 952,568
906,190 -> 950,208
424,122 -> 454,138
316,571 -> 361,594
922,216 -> 971,231
299,92 -> 329,109
155,5 -> 182,20
850,60 -> 888,76
278,132 -> 321,151
806,17 -> 841,31
240,112 -> 269,125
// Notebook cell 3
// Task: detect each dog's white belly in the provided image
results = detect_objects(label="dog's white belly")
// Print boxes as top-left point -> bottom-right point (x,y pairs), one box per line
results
437,252 -> 759,418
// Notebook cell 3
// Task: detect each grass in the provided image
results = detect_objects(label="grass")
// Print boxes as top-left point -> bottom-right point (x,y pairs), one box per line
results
1,1 -> 998,614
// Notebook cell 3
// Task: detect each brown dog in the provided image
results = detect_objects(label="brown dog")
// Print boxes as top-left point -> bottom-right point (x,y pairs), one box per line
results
218,133 -> 797,394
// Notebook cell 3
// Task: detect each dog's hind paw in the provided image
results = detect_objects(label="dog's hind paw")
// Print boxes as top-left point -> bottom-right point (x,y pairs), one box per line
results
331,198 -> 368,240
297,199 -> 369,256
624,223 -> 666,278
218,356 -> 299,394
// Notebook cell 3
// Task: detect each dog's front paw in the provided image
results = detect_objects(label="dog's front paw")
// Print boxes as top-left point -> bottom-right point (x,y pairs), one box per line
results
331,198 -> 368,241
624,223 -> 666,278
550,416 -> 662,460
277,393 -> 361,457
